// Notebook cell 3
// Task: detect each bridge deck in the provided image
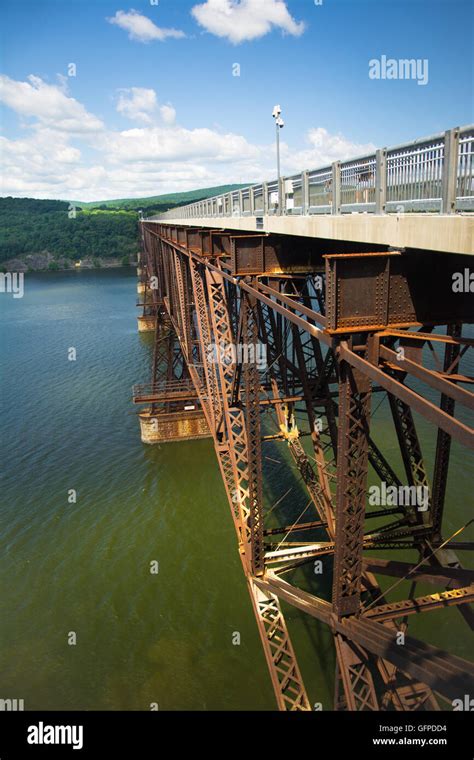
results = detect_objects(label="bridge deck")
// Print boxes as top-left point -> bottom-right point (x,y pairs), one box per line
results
147,213 -> 473,255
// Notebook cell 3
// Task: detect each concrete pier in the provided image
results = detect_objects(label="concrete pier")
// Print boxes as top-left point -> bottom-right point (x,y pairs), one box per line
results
138,408 -> 211,444
137,315 -> 156,332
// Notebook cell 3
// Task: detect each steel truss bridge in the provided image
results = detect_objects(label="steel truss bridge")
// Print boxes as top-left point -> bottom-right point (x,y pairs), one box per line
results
134,125 -> 474,711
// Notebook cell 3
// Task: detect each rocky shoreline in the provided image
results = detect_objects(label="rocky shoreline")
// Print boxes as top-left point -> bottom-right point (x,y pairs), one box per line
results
1,252 -> 137,272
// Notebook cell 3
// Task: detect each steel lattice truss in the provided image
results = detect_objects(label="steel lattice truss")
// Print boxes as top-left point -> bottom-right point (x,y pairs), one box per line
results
135,222 -> 474,711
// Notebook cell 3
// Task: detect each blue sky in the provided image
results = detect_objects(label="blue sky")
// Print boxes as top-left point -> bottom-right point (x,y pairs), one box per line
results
1,0 -> 472,200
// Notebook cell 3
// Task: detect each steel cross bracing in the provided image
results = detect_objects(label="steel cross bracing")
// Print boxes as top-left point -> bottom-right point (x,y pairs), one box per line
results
135,222 -> 474,711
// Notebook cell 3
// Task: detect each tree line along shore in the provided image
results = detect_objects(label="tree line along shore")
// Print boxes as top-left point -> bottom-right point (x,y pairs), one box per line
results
0,185 -> 244,272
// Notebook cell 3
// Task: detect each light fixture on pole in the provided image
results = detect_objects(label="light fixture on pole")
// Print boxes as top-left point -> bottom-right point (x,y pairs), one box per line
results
272,104 -> 284,213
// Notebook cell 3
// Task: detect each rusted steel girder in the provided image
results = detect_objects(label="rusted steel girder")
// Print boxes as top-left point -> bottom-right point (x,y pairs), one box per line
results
332,361 -> 372,617
363,585 -> 474,622
432,323 -> 463,537
334,634 -> 379,711
242,288 -> 265,576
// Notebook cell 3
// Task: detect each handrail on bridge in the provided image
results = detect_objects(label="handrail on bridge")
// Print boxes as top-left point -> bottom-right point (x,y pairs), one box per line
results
149,125 -> 474,221
132,379 -> 198,404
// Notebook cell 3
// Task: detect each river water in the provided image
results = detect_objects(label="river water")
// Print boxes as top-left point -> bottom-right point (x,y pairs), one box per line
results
1,269 -> 472,710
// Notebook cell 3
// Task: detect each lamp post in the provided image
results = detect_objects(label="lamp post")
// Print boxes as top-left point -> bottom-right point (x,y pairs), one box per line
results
272,104 -> 284,213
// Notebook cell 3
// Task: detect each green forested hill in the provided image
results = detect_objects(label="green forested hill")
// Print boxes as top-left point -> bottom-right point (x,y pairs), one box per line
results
0,198 -> 138,263
0,184 -> 246,266
74,184 -> 245,211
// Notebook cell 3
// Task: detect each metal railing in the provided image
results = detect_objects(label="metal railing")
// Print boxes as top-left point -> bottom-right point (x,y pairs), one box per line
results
153,125 -> 474,221
132,379 -> 198,403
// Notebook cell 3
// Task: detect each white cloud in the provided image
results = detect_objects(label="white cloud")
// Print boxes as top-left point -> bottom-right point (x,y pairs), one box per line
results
160,104 -> 176,125
0,130 -> 83,196
0,76 -> 374,201
285,127 -> 376,171
115,88 -> 177,126
1,122 -> 374,200
0,74 -> 104,134
116,87 -> 158,123
191,0 -> 305,44
100,124 -> 261,164
107,9 -> 185,43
